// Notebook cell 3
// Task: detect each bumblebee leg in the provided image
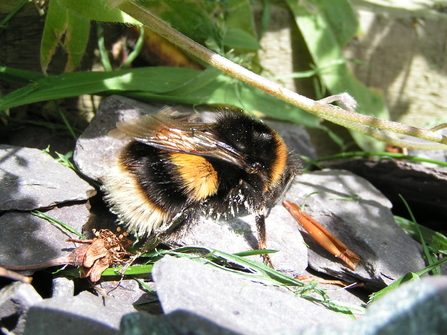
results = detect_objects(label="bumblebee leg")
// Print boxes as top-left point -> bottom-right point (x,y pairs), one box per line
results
255,212 -> 273,268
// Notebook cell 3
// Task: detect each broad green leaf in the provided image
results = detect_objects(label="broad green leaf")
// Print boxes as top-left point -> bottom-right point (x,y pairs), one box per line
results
58,0 -> 140,24
225,0 -> 258,36
0,67 -> 200,110
319,0 -> 359,46
141,0 -> 221,47
0,66 -> 320,128
286,0 -> 389,151
0,66 -> 45,84
125,73 -> 320,128
139,1 -> 260,54
41,0 -> 91,73
223,27 -> 261,50
224,0 -> 261,52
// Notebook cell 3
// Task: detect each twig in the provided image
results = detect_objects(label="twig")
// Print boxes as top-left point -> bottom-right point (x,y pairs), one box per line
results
110,0 -> 447,150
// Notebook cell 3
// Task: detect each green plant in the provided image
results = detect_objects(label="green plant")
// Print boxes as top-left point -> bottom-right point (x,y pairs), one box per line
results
2,0 -> 447,152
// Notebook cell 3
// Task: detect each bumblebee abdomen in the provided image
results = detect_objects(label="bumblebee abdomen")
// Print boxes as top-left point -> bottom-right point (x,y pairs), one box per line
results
104,142 -> 191,236
169,152 -> 219,201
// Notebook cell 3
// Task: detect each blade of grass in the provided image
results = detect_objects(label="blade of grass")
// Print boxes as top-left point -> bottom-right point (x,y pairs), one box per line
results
97,22 -> 113,72
316,151 -> 447,167
54,101 -> 78,141
31,210 -> 84,239
133,277 -> 156,294
165,246 -> 364,315
399,194 -> 440,275
0,66 -> 45,84
122,26 -> 145,69
0,66 -> 319,128
0,0 -> 29,29
54,263 -> 154,278
233,249 -> 278,257
368,256 -> 447,304
394,216 -> 447,254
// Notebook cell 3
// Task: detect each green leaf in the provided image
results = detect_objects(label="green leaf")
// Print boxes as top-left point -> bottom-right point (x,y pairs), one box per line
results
368,256 -> 447,304
141,1 -> 221,48
31,210 -> 84,239
318,0 -> 359,46
0,66 -> 45,84
58,0 -> 140,24
0,67 -> 200,110
286,0 -> 389,151
223,27 -> 261,50
398,194 -> 440,275
224,0 -> 258,37
106,264 -> 154,276
395,215 -> 447,255
41,0 -> 91,73
0,66 -> 320,128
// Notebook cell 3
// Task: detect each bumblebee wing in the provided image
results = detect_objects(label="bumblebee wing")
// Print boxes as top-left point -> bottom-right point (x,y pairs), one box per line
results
115,114 -> 248,168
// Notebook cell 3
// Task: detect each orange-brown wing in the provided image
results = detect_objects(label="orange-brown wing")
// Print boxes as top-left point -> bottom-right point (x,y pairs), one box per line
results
115,113 -> 248,168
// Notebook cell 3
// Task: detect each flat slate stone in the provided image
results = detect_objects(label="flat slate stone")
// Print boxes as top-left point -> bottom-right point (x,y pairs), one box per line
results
175,202 -> 308,277
281,276 -> 447,335
23,291 -> 130,335
0,282 -> 43,335
286,170 -> 426,290
0,145 -> 96,211
325,158 -> 447,230
119,310 -> 241,335
152,256 -> 355,335
0,203 -> 90,268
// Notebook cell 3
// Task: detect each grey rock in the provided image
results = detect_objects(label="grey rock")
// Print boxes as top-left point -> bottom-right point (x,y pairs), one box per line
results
97,279 -> 161,315
73,95 -> 316,183
287,170 -> 425,290
277,276 -> 447,335
23,290 -> 135,335
152,256 -> 355,335
0,145 -> 96,211
119,310 -> 241,335
324,158 -> 447,231
8,126 -> 76,155
73,96 -> 167,183
0,203 -> 90,268
52,277 -> 74,298
0,282 -> 42,335
177,202 -> 308,276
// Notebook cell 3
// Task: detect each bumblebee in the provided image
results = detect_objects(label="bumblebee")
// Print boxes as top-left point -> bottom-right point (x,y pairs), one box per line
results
103,108 -> 299,264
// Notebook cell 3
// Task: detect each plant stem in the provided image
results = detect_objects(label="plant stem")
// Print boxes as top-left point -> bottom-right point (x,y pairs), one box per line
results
116,0 -> 447,150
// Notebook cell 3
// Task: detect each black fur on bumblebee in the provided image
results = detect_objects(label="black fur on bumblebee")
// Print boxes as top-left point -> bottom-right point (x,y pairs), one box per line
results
102,108 -> 300,264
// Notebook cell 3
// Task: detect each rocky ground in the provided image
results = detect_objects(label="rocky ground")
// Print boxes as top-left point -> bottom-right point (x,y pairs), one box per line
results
1,96 -> 447,335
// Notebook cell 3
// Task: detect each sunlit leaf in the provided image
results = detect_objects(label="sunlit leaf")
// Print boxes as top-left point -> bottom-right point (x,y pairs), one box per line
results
0,66 -> 320,128
286,0 -> 389,151
58,0 -> 140,24
41,0 -> 91,73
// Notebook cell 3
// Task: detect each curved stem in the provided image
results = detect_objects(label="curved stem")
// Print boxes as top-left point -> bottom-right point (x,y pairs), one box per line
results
116,0 -> 447,150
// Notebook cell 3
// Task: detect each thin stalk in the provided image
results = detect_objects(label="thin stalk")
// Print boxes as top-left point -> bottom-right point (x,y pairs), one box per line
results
316,151 -> 447,167
114,0 -> 447,149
